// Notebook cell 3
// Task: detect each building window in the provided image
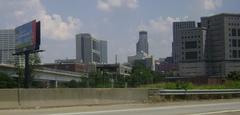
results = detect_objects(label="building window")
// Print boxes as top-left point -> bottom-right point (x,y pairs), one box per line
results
238,29 -> 240,36
185,41 -> 197,49
238,40 -> 240,47
232,39 -> 237,47
185,51 -> 198,60
232,28 -> 237,36
238,50 -> 240,58
233,50 -> 237,58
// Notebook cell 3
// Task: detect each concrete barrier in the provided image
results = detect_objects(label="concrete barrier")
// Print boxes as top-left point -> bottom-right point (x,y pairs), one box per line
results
0,89 -> 19,109
0,88 -> 148,109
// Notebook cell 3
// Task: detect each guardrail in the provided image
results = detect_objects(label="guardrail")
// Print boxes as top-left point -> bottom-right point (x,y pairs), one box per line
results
149,89 -> 240,96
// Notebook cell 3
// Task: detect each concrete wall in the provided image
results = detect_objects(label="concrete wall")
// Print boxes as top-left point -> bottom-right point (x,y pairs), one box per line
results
0,88 -> 148,109
179,62 -> 207,77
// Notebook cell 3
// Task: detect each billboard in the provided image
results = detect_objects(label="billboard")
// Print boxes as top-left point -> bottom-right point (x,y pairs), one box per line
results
15,20 -> 40,53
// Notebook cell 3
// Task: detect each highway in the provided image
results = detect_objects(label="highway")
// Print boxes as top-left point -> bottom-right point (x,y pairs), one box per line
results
0,99 -> 240,115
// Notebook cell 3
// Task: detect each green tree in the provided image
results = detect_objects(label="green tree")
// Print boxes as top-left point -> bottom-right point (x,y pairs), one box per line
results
16,53 -> 41,88
227,71 -> 240,81
0,72 -> 17,88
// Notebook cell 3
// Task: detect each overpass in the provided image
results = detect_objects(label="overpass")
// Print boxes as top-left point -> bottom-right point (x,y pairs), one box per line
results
0,64 -> 87,87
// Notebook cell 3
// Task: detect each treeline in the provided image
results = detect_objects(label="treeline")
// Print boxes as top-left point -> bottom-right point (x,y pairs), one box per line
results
63,64 -> 166,88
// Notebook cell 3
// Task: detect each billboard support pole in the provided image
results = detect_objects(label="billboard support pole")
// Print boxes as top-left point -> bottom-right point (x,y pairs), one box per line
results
24,51 -> 30,88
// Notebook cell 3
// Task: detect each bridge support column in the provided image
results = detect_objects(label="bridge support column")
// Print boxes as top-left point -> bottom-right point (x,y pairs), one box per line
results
55,80 -> 58,88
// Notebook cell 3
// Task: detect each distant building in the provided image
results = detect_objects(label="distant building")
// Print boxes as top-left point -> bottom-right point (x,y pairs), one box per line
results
96,64 -> 132,77
137,31 -> 149,55
76,33 -> 107,64
128,31 -> 154,71
0,29 -> 16,64
99,40 -> 108,64
155,57 -> 176,74
55,59 -> 80,64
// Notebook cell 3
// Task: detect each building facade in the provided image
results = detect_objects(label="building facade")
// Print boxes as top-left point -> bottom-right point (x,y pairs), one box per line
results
173,13 -> 240,77
172,21 -> 196,64
76,33 -> 107,64
178,27 -> 207,77
0,29 -> 16,64
201,13 -> 240,77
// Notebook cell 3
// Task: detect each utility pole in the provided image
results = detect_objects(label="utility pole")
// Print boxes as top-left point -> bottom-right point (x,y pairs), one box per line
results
24,51 -> 30,88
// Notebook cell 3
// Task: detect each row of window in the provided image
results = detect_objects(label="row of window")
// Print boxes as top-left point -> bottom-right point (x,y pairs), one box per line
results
181,35 -> 201,39
184,51 -> 200,60
230,39 -> 240,47
229,23 -> 240,26
231,50 -> 240,58
228,17 -> 240,20
229,28 -> 240,36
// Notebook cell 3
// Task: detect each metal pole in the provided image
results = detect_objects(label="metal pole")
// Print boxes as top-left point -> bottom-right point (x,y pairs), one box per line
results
24,51 -> 30,88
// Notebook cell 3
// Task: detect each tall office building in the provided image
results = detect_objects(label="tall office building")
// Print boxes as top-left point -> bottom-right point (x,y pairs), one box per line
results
76,33 -> 107,64
172,21 -> 196,64
0,29 -> 16,64
128,30 -> 155,71
173,13 -> 240,77
178,27 -> 207,77
99,40 -> 108,64
136,31 -> 148,55
201,13 -> 240,77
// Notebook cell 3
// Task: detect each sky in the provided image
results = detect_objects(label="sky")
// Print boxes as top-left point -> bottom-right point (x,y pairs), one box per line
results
0,0 -> 240,64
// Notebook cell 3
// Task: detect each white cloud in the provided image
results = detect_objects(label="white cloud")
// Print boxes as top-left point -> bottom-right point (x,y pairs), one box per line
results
0,0 -> 81,40
97,0 -> 138,12
137,16 -> 189,58
202,0 -> 223,10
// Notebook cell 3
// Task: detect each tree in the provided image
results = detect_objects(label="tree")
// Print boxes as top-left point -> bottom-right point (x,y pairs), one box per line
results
16,53 -> 41,88
227,71 -> 240,81
0,72 -> 17,88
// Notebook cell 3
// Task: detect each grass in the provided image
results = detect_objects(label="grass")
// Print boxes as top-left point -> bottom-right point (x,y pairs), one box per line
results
140,81 -> 240,89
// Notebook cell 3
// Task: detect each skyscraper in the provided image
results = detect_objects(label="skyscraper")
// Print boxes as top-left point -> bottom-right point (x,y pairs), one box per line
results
0,29 -> 16,64
201,13 -> 240,77
99,40 -> 108,64
136,31 -> 148,55
173,13 -> 240,77
172,21 -> 196,64
76,33 -> 107,64
128,30 -> 155,71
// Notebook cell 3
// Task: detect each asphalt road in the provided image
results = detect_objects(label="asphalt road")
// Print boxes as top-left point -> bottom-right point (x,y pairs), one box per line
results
1,99 -> 240,115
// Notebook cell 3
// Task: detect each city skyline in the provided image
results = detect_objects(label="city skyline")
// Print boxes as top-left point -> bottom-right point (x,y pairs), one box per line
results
0,0 -> 240,63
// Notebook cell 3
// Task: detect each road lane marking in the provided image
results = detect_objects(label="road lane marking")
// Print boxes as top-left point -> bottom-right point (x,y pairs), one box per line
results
47,102 -> 240,115
189,109 -> 240,115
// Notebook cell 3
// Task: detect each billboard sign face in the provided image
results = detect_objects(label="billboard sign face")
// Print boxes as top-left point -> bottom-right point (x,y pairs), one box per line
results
15,20 -> 40,53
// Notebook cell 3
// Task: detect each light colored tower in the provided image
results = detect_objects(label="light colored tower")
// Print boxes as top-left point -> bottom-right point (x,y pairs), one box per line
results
0,29 -> 16,64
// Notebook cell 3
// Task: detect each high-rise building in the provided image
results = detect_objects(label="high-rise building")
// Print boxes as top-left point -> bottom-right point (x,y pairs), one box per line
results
201,13 -> 240,77
99,40 -> 108,64
173,13 -> 240,77
172,21 -> 196,64
178,27 -> 207,77
0,29 -> 16,64
136,31 -> 148,55
128,30 -> 155,71
76,33 -> 107,64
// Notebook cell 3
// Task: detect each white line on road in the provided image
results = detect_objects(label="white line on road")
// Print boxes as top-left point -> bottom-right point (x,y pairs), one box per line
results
189,109 -> 240,115
47,102 -> 240,115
